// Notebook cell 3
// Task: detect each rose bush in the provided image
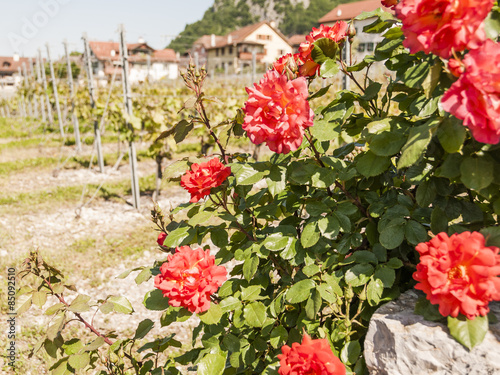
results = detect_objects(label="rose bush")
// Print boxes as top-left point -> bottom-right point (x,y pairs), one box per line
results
15,2 -> 500,374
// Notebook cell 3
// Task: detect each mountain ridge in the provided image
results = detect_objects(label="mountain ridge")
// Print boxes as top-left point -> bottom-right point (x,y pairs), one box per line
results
168,0 -> 357,53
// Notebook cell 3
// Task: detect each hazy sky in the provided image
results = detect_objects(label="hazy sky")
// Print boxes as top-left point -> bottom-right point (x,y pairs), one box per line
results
0,0 -> 211,58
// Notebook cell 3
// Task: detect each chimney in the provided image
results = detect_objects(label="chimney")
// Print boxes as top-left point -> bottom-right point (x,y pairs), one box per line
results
13,53 -> 19,62
138,36 -> 145,44
227,35 -> 232,44
269,21 -> 276,29
211,34 -> 216,47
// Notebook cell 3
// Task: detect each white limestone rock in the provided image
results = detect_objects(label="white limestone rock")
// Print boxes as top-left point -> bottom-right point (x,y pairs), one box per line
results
364,290 -> 500,375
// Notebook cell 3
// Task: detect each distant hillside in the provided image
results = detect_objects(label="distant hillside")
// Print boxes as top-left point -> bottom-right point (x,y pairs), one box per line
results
168,0 -> 357,53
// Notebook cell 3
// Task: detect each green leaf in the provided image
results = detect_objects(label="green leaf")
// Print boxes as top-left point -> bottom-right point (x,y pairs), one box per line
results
356,151 -> 391,177
198,352 -> 227,375
305,289 -> 322,320
318,215 -> 340,240
345,264 -> 374,287
263,233 -> 291,252
398,120 -> 439,169
47,314 -> 65,341
447,315 -> 489,350
63,339 -> 83,355
232,163 -> 268,185
163,159 -> 190,180
32,291 -> 47,308
414,297 -> 444,321
311,119 -> 340,142
301,220 -> 320,248
431,206 -> 448,234
311,38 -> 338,64
480,226 -> 500,248
143,289 -> 170,311
134,319 -> 154,340
173,120 -> 194,143
270,326 -> 288,349
68,294 -> 91,313
243,302 -> 267,327
367,278 -> 384,306
361,82 -> 382,101
16,294 -> 32,315
374,266 -> 396,288
320,59 -> 339,78
266,165 -> 287,196
198,303 -> 223,324
405,220 -> 428,245
286,279 -> 316,303
416,180 -> 437,207
108,295 -> 134,314
220,296 -> 241,312
403,60 -> 431,88
135,268 -> 152,285
437,117 -> 466,153
84,337 -> 105,352
45,303 -> 65,315
369,131 -> 406,156
163,226 -> 192,248
460,157 -> 494,191
68,353 -> 90,370
379,218 -> 406,249
188,210 -> 213,226
243,256 -> 259,281
340,340 -> 361,365
241,285 -> 264,301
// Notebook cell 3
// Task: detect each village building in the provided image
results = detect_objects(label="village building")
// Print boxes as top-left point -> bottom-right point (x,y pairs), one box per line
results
288,34 -> 307,54
204,21 -> 293,75
88,40 -> 179,83
0,54 -> 32,87
319,0 -> 393,59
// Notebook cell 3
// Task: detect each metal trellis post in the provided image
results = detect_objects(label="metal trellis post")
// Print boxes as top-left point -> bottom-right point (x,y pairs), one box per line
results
46,43 -> 65,138
119,24 -> 140,209
64,40 -> 82,152
83,32 -> 105,173
39,49 -> 54,127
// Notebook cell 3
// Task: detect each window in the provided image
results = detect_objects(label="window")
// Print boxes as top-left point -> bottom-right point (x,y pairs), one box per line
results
257,34 -> 271,40
216,48 -> 219,56
278,49 -> 285,55
367,43 -> 374,52
221,47 -> 225,55
229,46 -> 233,55
3,61 -> 10,67
358,43 -> 366,52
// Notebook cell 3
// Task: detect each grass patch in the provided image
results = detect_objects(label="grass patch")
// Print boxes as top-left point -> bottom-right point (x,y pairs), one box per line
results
0,173 -> 173,214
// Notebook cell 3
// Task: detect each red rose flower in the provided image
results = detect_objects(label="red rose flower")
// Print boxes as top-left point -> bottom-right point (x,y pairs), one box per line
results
278,333 -> 346,375
413,231 -> 500,319
157,232 -> 167,246
180,158 -> 231,203
441,40 -> 500,144
272,53 -> 302,79
298,22 -> 348,77
395,0 -> 493,58
243,70 -> 314,154
154,246 -> 227,313
447,58 -> 464,77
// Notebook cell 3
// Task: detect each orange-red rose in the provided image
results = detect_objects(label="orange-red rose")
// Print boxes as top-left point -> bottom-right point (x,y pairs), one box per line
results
413,231 -> 500,319
278,333 -> 346,375
180,158 -> 231,203
154,246 -> 227,313
243,70 -> 314,154
395,0 -> 493,59
441,40 -> 500,144
298,22 -> 348,77
382,0 -> 398,8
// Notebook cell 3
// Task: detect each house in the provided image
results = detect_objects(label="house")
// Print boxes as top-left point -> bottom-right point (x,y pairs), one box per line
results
205,21 -> 293,75
288,35 -> 307,54
319,0 -> 393,58
0,54 -> 31,87
87,40 -> 179,83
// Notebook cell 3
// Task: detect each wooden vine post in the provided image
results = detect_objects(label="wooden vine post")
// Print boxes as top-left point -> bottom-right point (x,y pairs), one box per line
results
119,24 -> 140,209
82,33 -> 105,173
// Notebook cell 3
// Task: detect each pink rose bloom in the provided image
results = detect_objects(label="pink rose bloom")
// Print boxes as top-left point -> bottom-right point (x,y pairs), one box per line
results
395,0 -> 493,58
442,40 -> 500,144
243,70 -> 314,154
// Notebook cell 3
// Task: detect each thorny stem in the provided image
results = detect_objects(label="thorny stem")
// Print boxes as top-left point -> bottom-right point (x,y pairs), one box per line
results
41,274 -> 140,368
339,59 -> 378,116
198,100 -> 228,163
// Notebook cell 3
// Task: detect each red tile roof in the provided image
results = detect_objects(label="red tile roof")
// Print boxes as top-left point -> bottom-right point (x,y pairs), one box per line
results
319,0 -> 393,23
0,56 -> 32,74
288,34 -> 306,46
88,41 -> 177,62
